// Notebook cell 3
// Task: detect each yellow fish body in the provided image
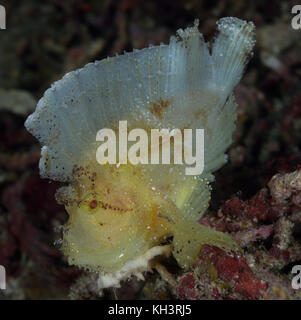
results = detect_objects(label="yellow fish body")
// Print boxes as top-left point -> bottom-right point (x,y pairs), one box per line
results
25,18 -> 255,279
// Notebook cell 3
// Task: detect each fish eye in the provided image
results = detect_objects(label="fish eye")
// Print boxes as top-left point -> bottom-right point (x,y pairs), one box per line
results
79,193 -> 102,213
89,199 -> 98,210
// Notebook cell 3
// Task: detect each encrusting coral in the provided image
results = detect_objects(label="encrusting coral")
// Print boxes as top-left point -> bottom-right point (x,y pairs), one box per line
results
25,17 -> 255,287
176,169 -> 301,300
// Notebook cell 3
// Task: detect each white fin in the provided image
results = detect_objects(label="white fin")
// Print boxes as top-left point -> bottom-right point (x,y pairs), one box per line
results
25,18 -> 255,217
211,17 -> 255,94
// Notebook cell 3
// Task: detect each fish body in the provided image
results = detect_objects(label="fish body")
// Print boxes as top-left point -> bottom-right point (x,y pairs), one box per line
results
25,17 -> 255,276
